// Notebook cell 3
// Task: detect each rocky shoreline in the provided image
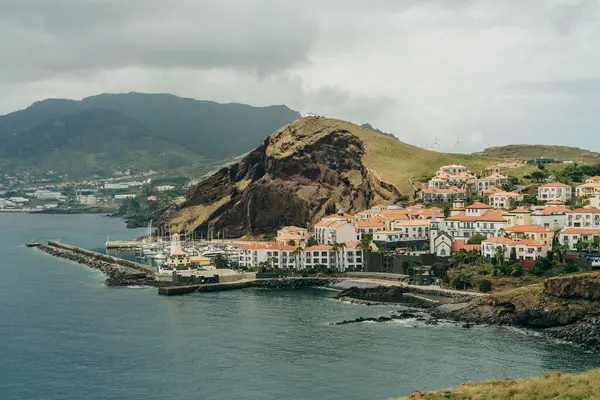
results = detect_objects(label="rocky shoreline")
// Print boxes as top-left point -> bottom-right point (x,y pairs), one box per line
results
38,243 -> 154,285
432,274 -> 600,351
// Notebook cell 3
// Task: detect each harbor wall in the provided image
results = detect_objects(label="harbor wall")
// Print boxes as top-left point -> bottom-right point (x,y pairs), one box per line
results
47,241 -> 153,274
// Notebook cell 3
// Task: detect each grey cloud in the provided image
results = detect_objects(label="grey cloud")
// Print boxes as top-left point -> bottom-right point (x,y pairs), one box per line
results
2,0 -> 600,152
0,0 -> 316,80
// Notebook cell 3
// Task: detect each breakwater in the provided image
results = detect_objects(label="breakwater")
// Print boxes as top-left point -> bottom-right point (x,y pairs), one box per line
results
158,277 -> 340,296
38,241 -> 153,284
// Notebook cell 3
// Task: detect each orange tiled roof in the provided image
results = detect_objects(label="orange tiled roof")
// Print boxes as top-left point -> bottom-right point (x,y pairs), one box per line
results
452,240 -> 481,252
280,226 -> 306,232
423,186 -> 465,194
505,225 -> 553,233
560,228 -> 600,235
540,182 -> 571,188
482,237 -> 544,246
587,176 -> 600,182
465,201 -> 493,209
566,207 -> 600,214
356,218 -> 386,228
323,212 -> 356,220
242,242 -> 295,250
446,209 -> 507,222
304,245 -> 334,251
542,206 -> 571,215
510,208 -> 531,213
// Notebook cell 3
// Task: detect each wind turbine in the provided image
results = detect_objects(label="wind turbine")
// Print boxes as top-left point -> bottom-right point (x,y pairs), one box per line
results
454,137 -> 463,148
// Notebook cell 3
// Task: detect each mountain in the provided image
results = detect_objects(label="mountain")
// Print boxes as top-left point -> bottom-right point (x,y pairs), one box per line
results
361,123 -> 398,141
0,93 -> 300,176
161,117 -> 499,236
475,144 -> 600,162
0,108 -> 199,176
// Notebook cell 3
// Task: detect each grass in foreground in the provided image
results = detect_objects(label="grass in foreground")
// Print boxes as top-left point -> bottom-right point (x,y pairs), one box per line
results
395,369 -> 600,400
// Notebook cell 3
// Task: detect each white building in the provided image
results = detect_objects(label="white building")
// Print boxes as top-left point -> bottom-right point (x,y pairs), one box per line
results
114,194 -> 137,199
444,202 -> 510,240
8,197 -> 28,203
531,205 -> 569,231
356,218 -> 386,239
156,185 -> 176,192
558,228 -> 600,250
565,208 -> 600,228
538,183 -> 573,203
313,220 -> 357,245
481,237 -> 547,263
238,243 -> 297,269
33,190 -> 65,201
488,191 -> 523,209
474,172 -> 509,195
77,195 -> 98,206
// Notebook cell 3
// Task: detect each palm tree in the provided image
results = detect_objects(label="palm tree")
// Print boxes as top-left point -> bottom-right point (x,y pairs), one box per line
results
495,245 -> 506,265
380,248 -> 393,273
337,242 -> 347,272
291,246 -> 303,271
357,234 -> 373,272
593,236 -> 600,252
331,242 -> 340,271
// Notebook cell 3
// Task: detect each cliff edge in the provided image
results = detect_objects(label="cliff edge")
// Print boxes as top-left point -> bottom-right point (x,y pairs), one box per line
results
160,117 -> 402,236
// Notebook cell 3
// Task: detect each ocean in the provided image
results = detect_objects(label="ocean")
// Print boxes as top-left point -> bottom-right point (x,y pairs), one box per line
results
1,213 -> 598,400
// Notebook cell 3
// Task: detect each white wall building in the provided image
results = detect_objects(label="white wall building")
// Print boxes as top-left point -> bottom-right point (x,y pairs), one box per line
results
314,220 -> 357,245
444,202 -> 510,240
538,183 -> 573,203
558,228 -> 600,250
566,208 -> 600,228
481,237 -> 547,263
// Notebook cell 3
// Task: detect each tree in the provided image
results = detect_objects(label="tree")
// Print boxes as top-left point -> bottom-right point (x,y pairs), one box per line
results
495,245 -> 506,265
212,253 -> 229,269
593,236 -> 600,252
509,247 -> 517,263
530,171 -> 548,182
287,239 -> 296,247
478,279 -> 492,293
380,248 -> 393,273
431,263 -> 450,279
467,233 -> 487,245
510,263 -> 525,277
291,246 -> 303,270
357,234 -> 373,272
306,236 -> 318,247
564,260 -> 579,274
443,205 -> 451,218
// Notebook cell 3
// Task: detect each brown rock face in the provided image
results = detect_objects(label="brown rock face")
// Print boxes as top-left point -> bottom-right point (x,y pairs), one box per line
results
161,117 -> 402,237
544,272 -> 600,301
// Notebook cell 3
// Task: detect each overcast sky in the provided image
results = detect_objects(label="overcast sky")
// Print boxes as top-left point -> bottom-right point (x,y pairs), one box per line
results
1,0 -> 599,152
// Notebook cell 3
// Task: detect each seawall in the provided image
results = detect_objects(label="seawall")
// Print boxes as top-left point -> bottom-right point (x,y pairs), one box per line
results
38,241 -> 154,284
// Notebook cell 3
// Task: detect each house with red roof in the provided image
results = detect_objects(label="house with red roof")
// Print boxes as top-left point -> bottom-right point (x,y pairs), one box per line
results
566,207 -> 600,229
444,202 -> 510,240
505,225 -> 554,247
481,237 -> 547,265
488,191 -> 524,209
558,228 -> 600,251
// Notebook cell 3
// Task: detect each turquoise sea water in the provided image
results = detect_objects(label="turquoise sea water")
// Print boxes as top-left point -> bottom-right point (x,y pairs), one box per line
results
1,214 -> 599,400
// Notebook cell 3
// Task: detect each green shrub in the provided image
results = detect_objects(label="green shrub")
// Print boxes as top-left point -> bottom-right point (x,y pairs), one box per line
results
478,279 -> 493,293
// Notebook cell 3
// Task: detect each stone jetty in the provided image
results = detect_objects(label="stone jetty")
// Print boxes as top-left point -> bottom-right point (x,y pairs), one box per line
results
38,241 -> 154,284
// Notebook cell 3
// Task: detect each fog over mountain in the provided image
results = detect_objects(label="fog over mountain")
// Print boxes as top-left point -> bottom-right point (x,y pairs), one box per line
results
2,1 -> 600,152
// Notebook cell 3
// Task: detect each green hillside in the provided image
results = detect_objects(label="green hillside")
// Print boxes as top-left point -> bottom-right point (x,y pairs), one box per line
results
0,108 -> 199,176
0,93 -> 300,177
475,144 -> 600,162
395,369 -> 600,400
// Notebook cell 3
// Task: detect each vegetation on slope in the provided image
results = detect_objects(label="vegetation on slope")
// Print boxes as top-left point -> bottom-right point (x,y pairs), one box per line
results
475,144 -> 600,162
309,118 -> 502,193
0,93 -> 300,177
396,369 -> 600,400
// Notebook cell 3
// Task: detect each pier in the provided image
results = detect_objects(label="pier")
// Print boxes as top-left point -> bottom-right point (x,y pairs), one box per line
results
105,240 -> 141,249
37,241 -> 154,283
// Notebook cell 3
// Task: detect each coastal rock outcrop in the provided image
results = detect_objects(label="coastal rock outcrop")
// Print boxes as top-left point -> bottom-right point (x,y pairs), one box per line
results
435,272 -> 600,350
159,117 -> 402,236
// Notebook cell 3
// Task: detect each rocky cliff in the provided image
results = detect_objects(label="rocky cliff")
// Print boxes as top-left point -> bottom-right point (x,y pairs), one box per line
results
436,272 -> 600,350
160,117 -> 402,236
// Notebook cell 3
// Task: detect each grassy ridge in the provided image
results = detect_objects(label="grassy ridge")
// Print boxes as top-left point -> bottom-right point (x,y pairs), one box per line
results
295,118 -> 502,193
394,369 -> 600,399
475,144 -> 600,163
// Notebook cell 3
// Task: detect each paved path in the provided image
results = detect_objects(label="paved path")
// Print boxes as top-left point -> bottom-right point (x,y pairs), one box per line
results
342,278 -> 488,297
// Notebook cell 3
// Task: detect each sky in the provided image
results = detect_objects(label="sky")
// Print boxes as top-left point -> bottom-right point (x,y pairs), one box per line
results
1,0 -> 600,152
